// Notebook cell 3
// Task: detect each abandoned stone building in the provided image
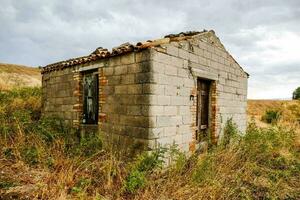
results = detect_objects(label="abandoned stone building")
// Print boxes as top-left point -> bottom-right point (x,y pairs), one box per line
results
41,30 -> 248,152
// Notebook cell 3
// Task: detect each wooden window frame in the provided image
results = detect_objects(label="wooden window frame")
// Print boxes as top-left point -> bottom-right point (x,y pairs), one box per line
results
82,70 -> 99,125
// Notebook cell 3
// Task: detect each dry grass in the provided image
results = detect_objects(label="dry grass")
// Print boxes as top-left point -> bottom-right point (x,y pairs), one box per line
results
247,100 -> 300,128
0,63 -> 41,91
0,88 -> 299,199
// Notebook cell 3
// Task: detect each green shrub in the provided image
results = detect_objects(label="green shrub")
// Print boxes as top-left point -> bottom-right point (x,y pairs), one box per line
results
169,144 -> 187,172
0,181 -> 16,189
3,148 -> 15,160
242,124 -> 296,167
238,124 -> 299,198
124,148 -> 166,193
78,133 -> 103,157
288,103 -> 300,123
71,178 -> 91,194
0,87 -> 41,102
123,170 -> 146,194
21,146 -> 39,166
0,87 -> 41,138
191,121 -> 299,199
261,109 -> 281,124
192,155 -> 216,185
292,87 -> 300,100
32,116 -> 70,143
221,118 -> 240,148
134,149 -> 166,172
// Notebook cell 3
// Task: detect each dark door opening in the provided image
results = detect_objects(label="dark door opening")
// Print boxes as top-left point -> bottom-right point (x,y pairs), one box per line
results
196,78 -> 211,142
82,71 -> 99,124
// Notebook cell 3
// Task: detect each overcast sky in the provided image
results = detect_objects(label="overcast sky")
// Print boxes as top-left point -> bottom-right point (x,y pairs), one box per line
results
0,0 -> 299,99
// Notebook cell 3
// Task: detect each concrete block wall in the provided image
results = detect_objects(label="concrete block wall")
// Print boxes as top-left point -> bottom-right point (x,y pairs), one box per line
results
42,51 -> 156,149
42,66 -> 81,125
148,34 -> 248,152
42,33 -> 248,154
98,50 -> 156,149
143,50 -> 195,152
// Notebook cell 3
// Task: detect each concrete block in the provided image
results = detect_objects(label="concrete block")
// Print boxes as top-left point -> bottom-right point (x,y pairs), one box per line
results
152,62 -> 165,73
136,72 -> 155,84
166,45 -> 179,56
151,51 -> 172,64
120,115 -> 156,128
108,76 -> 121,85
143,105 -> 164,116
148,128 -> 164,139
114,66 -> 127,75
158,74 -> 169,85
183,78 -> 195,87
157,95 -> 171,105
127,105 -> 142,115
203,50 -> 212,59
109,56 -> 121,66
121,74 -> 135,84
178,49 -> 189,60
211,53 -> 219,62
157,116 -> 176,127
121,53 -> 135,65
135,50 -> 150,63
189,53 -> 198,63
127,63 -> 142,73
165,65 -> 177,76
177,68 -> 189,78
103,67 -> 114,76
171,56 -> 184,68
127,84 -> 143,94
143,84 -> 164,94
182,133 -> 193,143
182,115 -> 192,124
165,85 -> 177,96
194,47 -> 204,57
179,106 -> 190,115
163,127 -> 177,137
164,106 -> 177,116
169,77 -> 183,86
171,96 -> 184,105
136,94 -> 157,105
115,85 -> 128,94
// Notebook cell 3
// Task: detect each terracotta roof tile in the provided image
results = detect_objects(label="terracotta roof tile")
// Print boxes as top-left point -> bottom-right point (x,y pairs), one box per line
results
42,30 -> 209,74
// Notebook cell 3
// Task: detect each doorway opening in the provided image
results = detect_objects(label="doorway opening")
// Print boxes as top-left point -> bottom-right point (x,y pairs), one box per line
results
196,78 -> 212,142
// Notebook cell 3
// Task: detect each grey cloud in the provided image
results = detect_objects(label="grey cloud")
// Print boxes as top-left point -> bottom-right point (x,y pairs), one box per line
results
0,0 -> 299,98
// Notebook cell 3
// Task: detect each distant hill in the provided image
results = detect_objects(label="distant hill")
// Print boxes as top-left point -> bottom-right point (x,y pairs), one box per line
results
247,100 -> 297,116
0,63 -> 41,90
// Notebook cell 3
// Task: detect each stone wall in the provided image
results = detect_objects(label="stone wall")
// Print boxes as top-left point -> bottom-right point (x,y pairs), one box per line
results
42,67 -> 81,125
42,33 -> 248,153
98,50 -> 156,149
42,51 -> 158,150
147,34 -> 248,152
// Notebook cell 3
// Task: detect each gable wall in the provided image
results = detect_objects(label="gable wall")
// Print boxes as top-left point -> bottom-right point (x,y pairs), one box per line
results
42,34 -> 248,153
148,36 -> 248,152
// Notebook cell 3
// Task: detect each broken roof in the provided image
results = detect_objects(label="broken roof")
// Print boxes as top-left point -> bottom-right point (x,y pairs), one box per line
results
42,30 -> 246,75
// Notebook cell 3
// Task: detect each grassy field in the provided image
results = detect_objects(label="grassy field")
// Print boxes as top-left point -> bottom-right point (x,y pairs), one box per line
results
0,63 -> 41,90
0,87 -> 299,199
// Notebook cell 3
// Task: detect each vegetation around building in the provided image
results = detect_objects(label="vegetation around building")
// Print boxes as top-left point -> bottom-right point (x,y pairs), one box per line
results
0,87 -> 299,199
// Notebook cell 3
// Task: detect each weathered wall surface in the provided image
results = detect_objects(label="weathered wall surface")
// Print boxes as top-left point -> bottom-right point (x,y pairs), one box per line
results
42,32 -> 248,153
42,67 -> 81,125
99,50 -> 157,149
42,50 -> 156,149
148,33 -> 248,152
